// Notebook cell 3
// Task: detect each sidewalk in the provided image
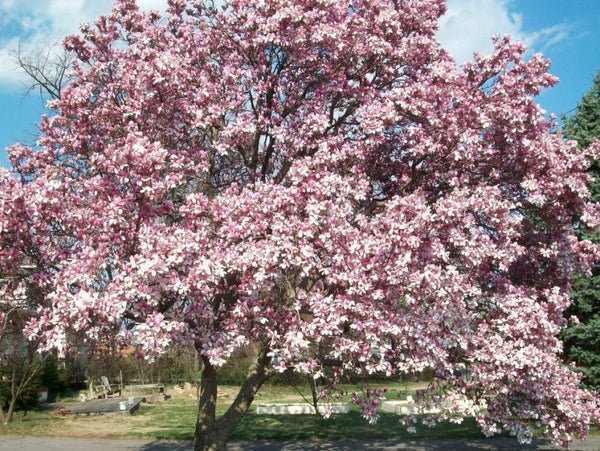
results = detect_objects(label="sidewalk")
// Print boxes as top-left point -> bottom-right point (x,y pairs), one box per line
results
2,437 -> 600,450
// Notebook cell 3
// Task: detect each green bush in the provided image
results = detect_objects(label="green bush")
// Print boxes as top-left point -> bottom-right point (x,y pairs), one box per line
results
0,373 -> 40,413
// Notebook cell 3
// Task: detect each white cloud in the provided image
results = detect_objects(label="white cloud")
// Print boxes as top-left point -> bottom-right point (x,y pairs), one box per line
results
0,0 -> 168,92
0,37 -> 25,88
438,0 -> 569,65
137,0 -> 169,11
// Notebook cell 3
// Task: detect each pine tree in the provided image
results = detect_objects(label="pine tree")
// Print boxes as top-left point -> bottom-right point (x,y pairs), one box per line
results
563,70 -> 600,390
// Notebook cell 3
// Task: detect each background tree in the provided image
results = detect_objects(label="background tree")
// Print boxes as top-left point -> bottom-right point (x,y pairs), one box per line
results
0,36 -> 73,415
2,0 -> 600,449
0,261 -> 48,424
562,70 -> 600,389
12,41 -> 73,101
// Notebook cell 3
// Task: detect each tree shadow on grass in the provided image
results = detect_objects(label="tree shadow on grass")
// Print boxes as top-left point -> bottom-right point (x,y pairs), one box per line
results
231,411 -> 497,442
139,440 -> 193,450
221,438 -> 554,450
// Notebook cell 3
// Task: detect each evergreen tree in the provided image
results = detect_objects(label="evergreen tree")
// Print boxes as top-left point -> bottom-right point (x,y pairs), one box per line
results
563,70 -> 600,390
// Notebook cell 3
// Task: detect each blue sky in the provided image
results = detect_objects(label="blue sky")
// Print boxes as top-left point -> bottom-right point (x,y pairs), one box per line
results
0,0 -> 599,168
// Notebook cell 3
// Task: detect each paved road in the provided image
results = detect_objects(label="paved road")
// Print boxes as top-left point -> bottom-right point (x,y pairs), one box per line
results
2,437 -> 600,450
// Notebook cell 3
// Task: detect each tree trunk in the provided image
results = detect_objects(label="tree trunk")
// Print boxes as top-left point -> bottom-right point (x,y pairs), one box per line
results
194,357 -> 221,451
194,345 -> 272,451
4,396 -> 17,425
308,375 -> 324,419
3,371 -> 18,425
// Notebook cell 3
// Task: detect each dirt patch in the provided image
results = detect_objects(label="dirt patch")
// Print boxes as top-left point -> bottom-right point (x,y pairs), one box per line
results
168,385 -> 198,399
38,412 -> 148,438
168,384 -> 244,400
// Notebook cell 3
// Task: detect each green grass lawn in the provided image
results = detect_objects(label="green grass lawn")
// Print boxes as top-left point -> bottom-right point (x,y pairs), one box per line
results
231,411 -> 492,442
2,382 -> 584,442
120,397 -> 493,442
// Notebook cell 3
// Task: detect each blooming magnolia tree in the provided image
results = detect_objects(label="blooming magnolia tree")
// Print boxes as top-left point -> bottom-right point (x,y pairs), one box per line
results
1,0 -> 599,449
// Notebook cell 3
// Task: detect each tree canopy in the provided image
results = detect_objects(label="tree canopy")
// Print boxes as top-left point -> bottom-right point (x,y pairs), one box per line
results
563,69 -> 600,390
1,0 -> 599,449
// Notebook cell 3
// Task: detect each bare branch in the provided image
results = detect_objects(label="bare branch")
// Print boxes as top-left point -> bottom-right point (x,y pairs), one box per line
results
12,41 -> 74,101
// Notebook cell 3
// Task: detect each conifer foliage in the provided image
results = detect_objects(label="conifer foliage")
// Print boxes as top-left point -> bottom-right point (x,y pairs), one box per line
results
563,70 -> 600,390
1,1 -> 599,449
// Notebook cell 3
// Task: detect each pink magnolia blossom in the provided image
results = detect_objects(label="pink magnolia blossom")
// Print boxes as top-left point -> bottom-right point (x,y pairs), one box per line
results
1,0 -> 599,448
